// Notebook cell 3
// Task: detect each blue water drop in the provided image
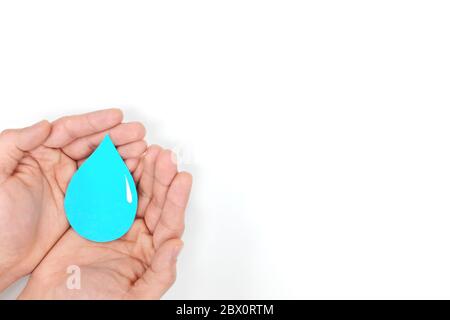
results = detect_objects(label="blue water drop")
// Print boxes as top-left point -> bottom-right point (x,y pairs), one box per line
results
64,134 -> 138,242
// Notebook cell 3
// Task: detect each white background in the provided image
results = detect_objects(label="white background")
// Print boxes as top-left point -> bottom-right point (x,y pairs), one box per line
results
1,1 -> 450,299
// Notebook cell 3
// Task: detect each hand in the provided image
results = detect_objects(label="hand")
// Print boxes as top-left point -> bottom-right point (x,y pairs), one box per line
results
18,146 -> 192,299
0,109 -> 146,290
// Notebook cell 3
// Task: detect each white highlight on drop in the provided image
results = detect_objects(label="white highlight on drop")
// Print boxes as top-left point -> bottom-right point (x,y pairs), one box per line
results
125,175 -> 132,204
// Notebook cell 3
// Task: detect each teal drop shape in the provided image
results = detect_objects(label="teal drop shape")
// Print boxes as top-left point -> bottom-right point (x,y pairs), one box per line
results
64,134 -> 138,242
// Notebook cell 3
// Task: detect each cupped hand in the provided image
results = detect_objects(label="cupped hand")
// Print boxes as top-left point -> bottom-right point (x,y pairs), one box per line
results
0,109 -> 146,290
18,146 -> 192,299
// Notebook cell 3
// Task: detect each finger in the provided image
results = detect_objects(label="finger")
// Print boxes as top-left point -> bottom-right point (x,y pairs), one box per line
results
125,158 -> 140,172
44,108 -> 123,148
143,149 -> 178,233
77,156 -> 142,173
77,140 -> 147,165
117,140 -> 147,159
153,172 -> 192,249
62,122 -> 146,160
0,120 -> 51,183
75,138 -> 146,166
129,239 -> 183,299
135,145 -> 162,218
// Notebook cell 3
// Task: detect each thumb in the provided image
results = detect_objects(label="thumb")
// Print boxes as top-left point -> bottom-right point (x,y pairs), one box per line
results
129,239 -> 183,299
0,120 -> 52,183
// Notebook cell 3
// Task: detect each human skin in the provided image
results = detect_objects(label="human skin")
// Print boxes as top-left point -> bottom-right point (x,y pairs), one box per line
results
19,146 -> 192,299
0,109 -> 147,291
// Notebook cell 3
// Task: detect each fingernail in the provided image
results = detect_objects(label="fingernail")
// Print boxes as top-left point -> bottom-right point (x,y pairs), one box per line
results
171,244 -> 183,263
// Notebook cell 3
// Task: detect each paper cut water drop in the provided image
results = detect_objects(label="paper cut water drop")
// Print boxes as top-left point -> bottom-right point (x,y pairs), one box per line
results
64,134 -> 138,242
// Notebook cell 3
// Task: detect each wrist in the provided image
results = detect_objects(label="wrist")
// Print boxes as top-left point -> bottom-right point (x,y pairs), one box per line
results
0,253 -> 35,292
0,247 -> 48,292
18,273 -> 55,300
0,263 -> 22,292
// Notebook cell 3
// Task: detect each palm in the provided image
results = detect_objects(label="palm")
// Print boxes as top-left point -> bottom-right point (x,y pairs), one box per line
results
0,146 -> 74,276
19,145 -> 192,299
0,109 -> 147,290
22,220 -> 168,299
